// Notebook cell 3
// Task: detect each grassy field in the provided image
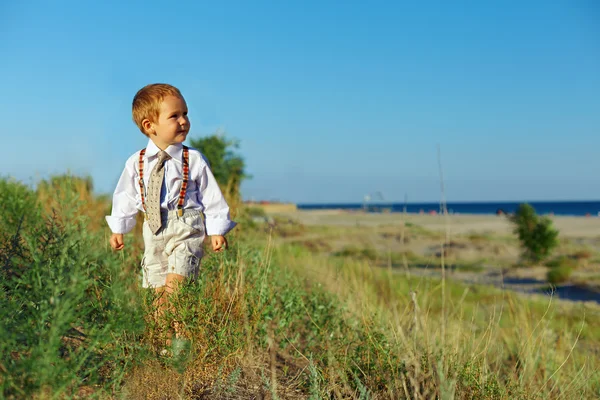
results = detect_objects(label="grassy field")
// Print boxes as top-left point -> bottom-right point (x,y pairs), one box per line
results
2,175 -> 600,399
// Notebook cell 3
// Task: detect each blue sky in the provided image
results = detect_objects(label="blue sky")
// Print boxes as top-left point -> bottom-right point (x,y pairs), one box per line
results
1,1 -> 599,203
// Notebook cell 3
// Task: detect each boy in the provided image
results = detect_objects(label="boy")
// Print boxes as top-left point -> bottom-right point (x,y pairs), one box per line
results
106,83 -> 236,351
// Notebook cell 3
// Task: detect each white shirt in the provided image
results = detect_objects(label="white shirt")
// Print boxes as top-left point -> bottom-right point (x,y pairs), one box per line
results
105,140 -> 236,236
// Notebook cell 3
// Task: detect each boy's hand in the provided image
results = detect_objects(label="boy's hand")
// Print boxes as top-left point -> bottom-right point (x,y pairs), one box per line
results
110,233 -> 125,251
211,235 -> 228,252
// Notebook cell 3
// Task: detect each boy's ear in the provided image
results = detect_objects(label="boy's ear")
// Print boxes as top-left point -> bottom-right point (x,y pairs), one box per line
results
141,118 -> 154,135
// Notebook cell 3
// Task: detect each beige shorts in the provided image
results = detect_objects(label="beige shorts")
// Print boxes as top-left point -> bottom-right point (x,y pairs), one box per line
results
141,209 -> 205,288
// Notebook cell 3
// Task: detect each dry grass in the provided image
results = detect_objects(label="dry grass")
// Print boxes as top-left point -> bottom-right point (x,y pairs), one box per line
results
273,241 -> 600,398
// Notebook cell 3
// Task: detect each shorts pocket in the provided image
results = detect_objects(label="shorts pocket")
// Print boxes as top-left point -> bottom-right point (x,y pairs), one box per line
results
177,214 -> 205,235
171,248 -> 201,279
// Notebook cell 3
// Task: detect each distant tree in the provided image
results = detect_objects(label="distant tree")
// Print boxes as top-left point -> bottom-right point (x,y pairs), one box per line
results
509,203 -> 559,263
189,133 -> 248,206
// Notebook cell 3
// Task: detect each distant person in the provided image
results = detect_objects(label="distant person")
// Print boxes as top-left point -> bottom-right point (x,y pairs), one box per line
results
106,84 -> 236,357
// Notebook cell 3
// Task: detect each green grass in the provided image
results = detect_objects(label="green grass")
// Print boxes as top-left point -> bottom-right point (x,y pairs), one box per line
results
2,175 -> 600,399
404,221 -> 443,239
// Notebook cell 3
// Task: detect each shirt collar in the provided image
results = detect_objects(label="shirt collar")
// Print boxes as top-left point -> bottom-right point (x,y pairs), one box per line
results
144,140 -> 183,163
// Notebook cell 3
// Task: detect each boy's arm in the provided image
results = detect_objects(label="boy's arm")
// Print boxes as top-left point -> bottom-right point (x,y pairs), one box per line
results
105,158 -> 140,240
196,161 -> 237,240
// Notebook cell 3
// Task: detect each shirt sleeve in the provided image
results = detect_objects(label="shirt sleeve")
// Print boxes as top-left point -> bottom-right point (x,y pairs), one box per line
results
105,159 -> 139,234
198,162 -> 237,236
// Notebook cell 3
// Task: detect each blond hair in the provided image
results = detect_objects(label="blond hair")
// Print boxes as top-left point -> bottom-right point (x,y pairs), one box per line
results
132,83 -> 183,135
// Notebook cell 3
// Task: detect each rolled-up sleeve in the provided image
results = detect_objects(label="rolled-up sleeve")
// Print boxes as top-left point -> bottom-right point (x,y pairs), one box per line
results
198,163 -> 237,236
105,160 -> 139,234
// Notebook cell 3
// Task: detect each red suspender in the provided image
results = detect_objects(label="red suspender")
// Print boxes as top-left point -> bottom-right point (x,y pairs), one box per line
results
178,146 -> 189,216
138,149 -> 147,215
138,145 -> 189,217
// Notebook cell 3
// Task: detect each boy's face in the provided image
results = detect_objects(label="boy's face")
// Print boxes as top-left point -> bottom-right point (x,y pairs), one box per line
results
145,96 -> 190,149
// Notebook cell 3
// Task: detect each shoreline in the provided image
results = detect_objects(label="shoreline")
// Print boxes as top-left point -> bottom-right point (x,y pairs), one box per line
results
251,201 -> 600,218
297,207 -> 600,218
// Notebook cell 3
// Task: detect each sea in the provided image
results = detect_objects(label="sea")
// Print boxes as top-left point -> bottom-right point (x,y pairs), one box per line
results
297,201 -> 600,217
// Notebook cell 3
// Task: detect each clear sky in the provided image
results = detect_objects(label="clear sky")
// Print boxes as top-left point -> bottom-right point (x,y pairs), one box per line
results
1,1 -> 599,203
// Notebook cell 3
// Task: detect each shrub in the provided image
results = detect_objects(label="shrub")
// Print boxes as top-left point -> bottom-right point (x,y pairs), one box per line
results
1,177 -> 146,398
571,250 -> 592,261
547,266 -> 573,285
244,206 -> 268,219
0,177 -> 39,234
333,246 -> 378,261
509,204 -> 559,263
545,255 -> 578,269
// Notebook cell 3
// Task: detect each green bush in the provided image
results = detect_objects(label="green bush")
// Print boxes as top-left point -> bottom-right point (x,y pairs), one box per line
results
244,206 -> 268,219
547,266 -> 573,284
545,255 -> 578,269
509,204 -> 559,263
0,177 -> 39,234
333,246 -> 378,261
1,177 -> 146,398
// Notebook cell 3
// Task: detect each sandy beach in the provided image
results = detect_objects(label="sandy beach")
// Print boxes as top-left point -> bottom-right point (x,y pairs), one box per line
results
273,209 -> 600,238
